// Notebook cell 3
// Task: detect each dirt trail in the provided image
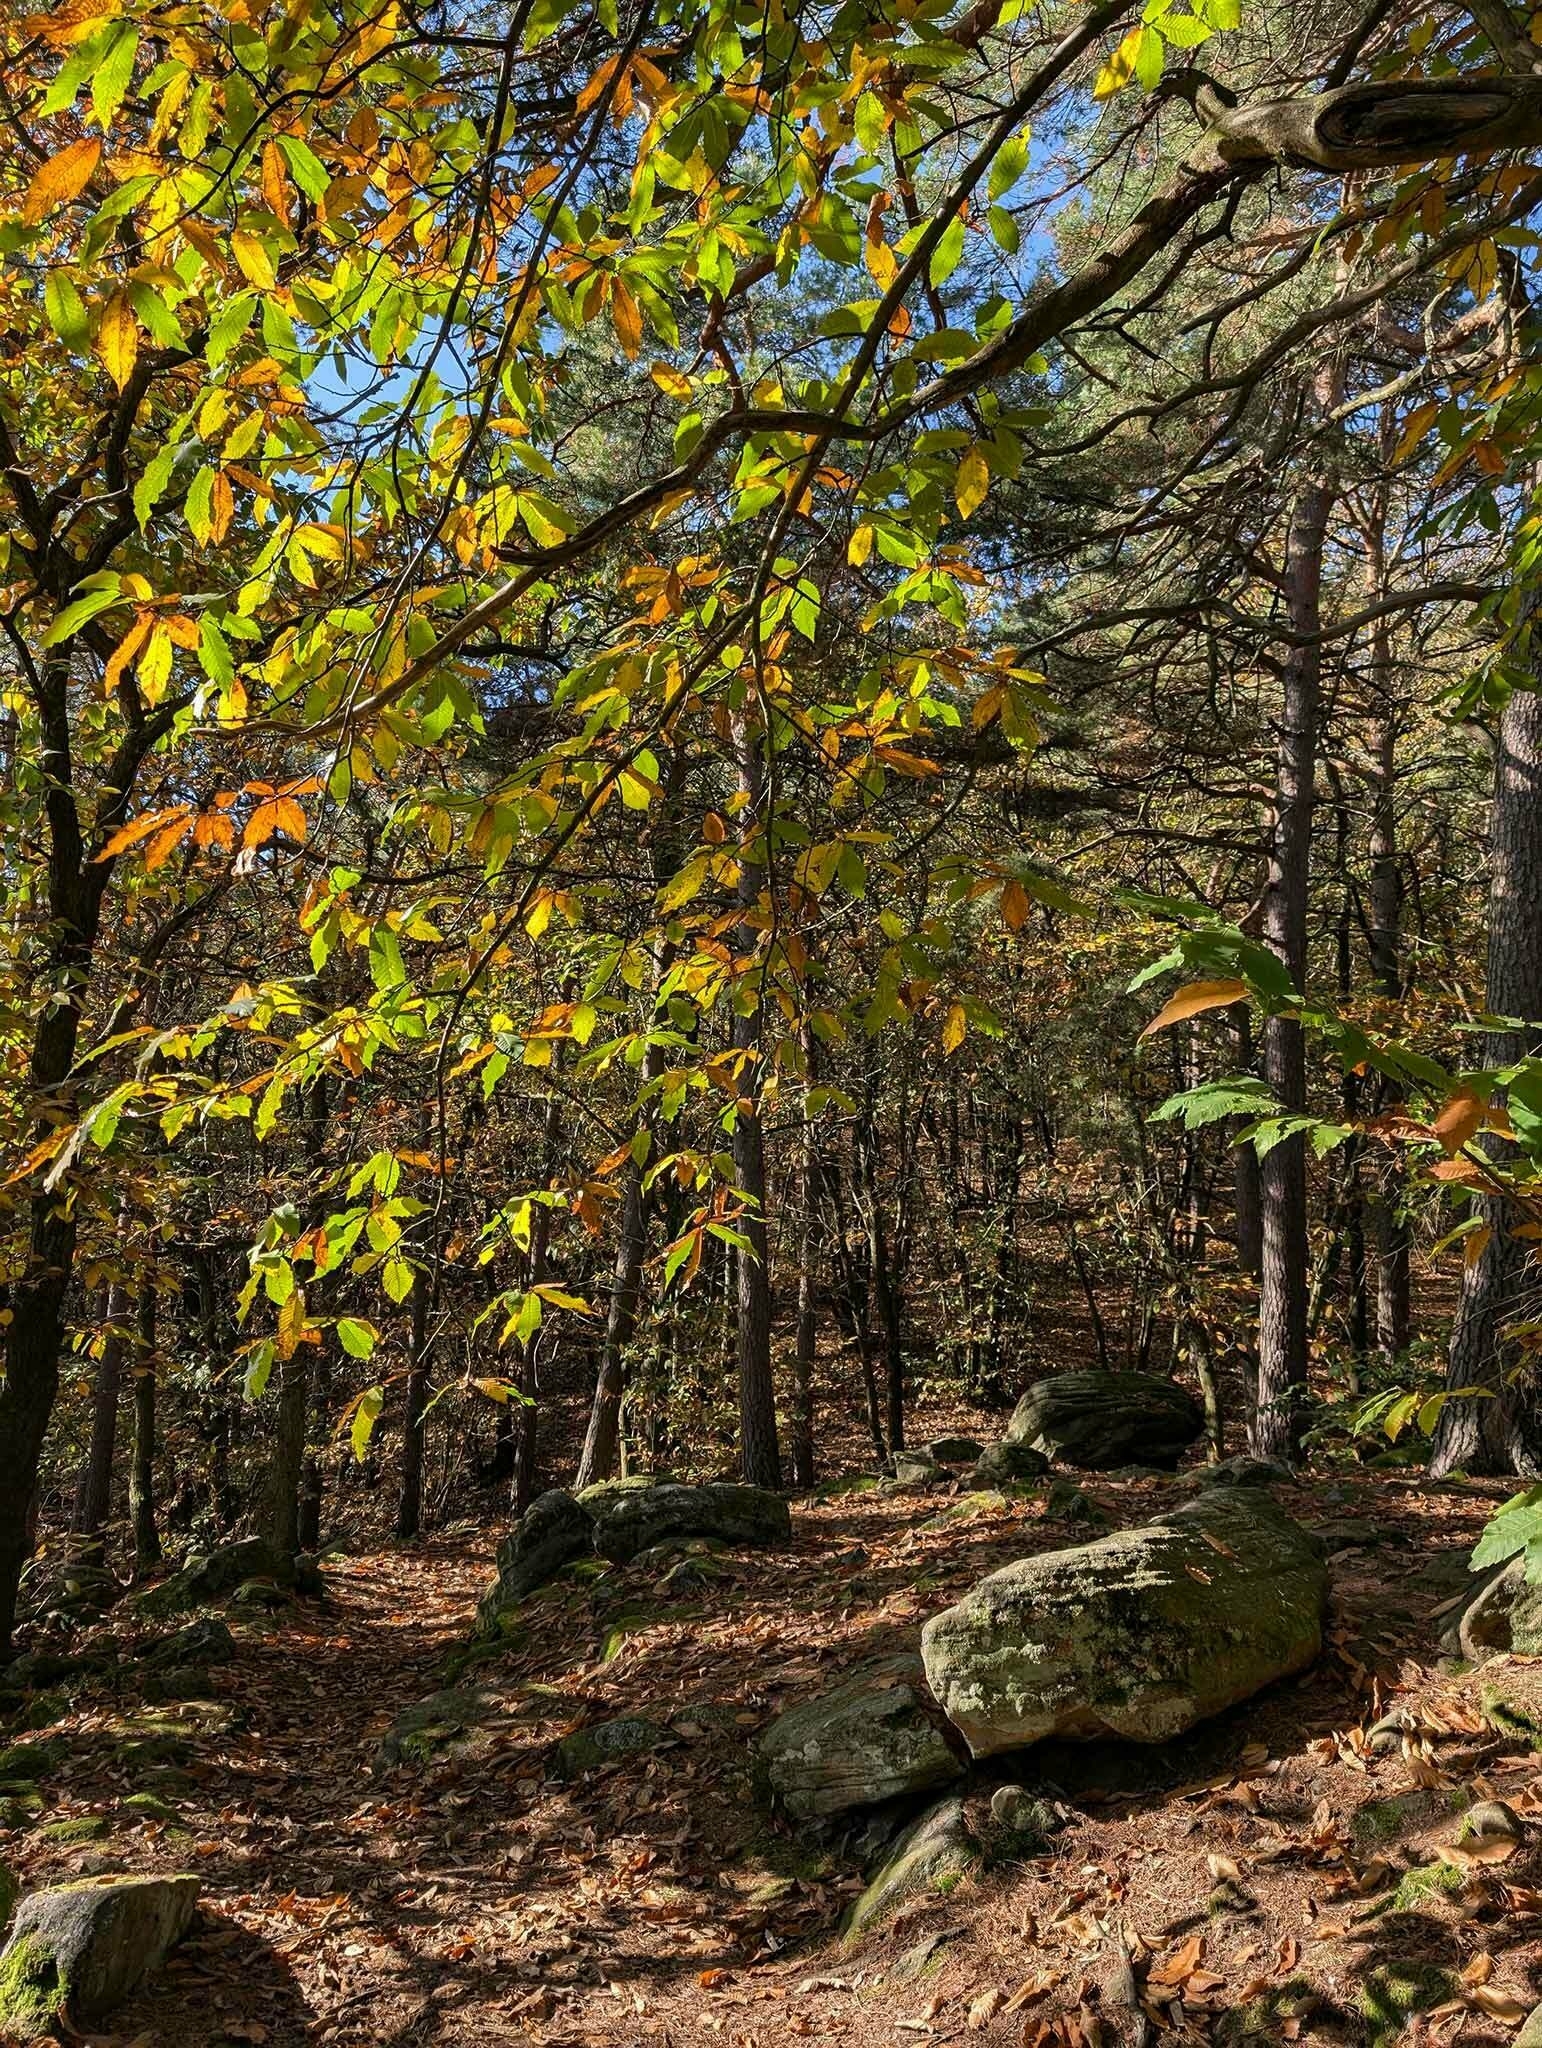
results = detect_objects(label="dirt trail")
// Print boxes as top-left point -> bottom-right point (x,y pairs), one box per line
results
7,1473 -> 1542,2047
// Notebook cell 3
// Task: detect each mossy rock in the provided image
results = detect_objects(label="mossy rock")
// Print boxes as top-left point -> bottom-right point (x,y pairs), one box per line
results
1004,1371 -> 1202,1471
1,1788 -> 44,1828
134,1539 -> 319,1619
375,1687 -> 492,1770
1481,1682 -> 1542,1749
575,1474 -> 674,1505
38,1815 -> 112,1846
758,1655 -> 963,1821
843,1794 -> 981,1941
918,1492 -> 1010,1533
814,1473 -> 880,1499
0,1738 -> 66,1784
1359,1961 -> 1457,2048
922,1488 -> 1327,1757
1044,1480 -> 1110,1527
119,1793 -> 180,1825
556,1716 -> 672,1777
1352,1785 -> 1469,1845
0,1873 -> 198,2029
113,1732 -> 192,1771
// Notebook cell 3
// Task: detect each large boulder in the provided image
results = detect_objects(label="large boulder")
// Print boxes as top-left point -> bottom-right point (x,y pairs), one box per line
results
1451,1556 -> 1542,1663
759,1655 -> 964,1821
0,1874 -> 198,2030
584,1481 -> 791,1564
920,1487 -> 1326,1758
1004,1371 -> 1202,1471
476,1489 -> 595,1633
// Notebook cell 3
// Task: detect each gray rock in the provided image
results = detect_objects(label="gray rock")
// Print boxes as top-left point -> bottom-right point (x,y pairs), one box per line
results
892,1450 -> 943,1485
476,1489 -> 595,1634
557,1716 -> 672,1776
1454,1555 -> 1542,1663
1004,1371 -> 1202,1471
970,1442 -> 1050,1486
985,1784 -> 1060,1856
1045,1480 -> 1110,1528
1516,2002 -> 1542,2048
920,1487 -> 1327,1758
1180,1455 -> 1294,1491
0,1873 -> 198,2030
843,1795 -> 980,1940
758,1655 -> 964,1821
585,1481 -> 791,1564
927,1438 -> 984,1467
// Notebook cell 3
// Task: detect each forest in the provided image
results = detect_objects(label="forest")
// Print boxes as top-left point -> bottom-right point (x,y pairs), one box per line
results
5,0 -> 1542,2037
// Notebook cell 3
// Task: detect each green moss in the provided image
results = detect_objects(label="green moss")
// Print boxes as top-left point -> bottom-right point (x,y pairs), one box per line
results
39,1813 -> 111,1845
119,1792 -> 179,1823
1360,1961 -> 1457,2048
1481,1684 -> 1542,1749
1352,1785 -> 1467,1845
1369,1858 -> 1465,1917
0,1929 -> 64,2032
0,1738 -> 65,1783
1219,1976 -> 1316,2043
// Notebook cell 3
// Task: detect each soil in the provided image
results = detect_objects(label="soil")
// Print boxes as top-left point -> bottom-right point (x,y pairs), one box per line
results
5,1426 -> 1542,2047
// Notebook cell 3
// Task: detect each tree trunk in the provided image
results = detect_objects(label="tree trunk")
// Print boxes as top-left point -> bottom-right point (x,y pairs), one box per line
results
72,1282 -> 127,1568
1431,680 -> 1542,1474
397,1264 -> 432,1538
789,1042 -> 820,1489
298,1347 -> 330,1554
1252,386 -> 1338,1460
129,1285 -> 162,1577
732,707 -> 780,1490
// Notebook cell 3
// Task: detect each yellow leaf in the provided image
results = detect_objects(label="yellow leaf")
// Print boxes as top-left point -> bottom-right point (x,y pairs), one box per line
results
230,228 -> 277,288
23,137 -> 101,223
649,363 -> 691,399
1093,26 -> 1142,99
610,275 -> 642,358
955,445 -> 989,521
848,522 -> 875,567
942,1002 -> 966,1055
1139,979 -> 1248,1040
96,290 -> 138,390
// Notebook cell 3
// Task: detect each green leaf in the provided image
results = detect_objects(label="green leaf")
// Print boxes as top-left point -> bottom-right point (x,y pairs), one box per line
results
350,1385 -> 384,1461
337,1316 -> 378,1359
1471,1485 -> 1542,1571
929,216 -> 966,288
277,133 -> 331,201
369,927 -> 406,990
44,272 -> 90,350
133,442 -> 177,528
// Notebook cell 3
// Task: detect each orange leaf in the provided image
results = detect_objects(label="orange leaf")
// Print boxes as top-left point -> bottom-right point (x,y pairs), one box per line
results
96,806 -> 191,861
260,139 -> 291,227
1140,979 -> 1248,1041
610,275 -> 642,359
23,136 -> 101,222
1150,1934 -> 1203,1986
1001,879 -> 1029,931
241,796 -> 307,850
1433,1085 -> 1486,1156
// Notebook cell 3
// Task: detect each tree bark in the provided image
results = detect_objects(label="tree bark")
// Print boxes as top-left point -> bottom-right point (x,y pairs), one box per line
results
72,1282 -> 127,1569
732,707 -> 781,1490
397,1260 -> 432,1539
1431,680 -> 1542,1474
129,1284 -> 162,1577
1251,360 -> 1342,1460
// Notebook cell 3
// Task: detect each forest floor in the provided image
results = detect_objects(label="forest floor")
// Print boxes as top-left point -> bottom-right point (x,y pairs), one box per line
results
7,1429 -> 1542,2048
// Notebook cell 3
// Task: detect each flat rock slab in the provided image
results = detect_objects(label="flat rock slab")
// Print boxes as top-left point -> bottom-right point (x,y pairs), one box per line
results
920,1487 -> 1327,1758
585,1482 -> 791,1564
759,1654 -> 964,1821
0,1873 -> 198,2030
1004,1371 -> 1202,1471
